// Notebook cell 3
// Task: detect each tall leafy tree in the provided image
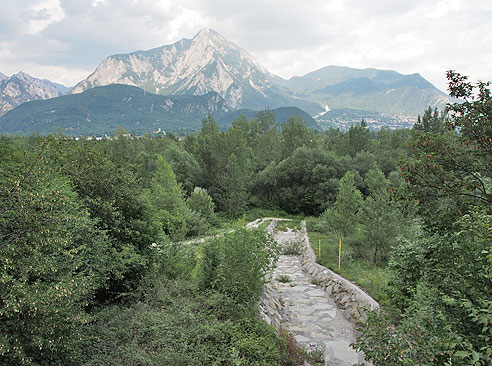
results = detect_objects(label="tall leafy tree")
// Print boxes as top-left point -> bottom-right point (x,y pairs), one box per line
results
52,139 -> 159,300
143,155 -> 192,240
413,106 -> 445,133
355,72 -> 492,365
401,71 -> 492,232
358,167 -> 403,264
187,187 -> 216,226
321,171 -> 363,237
345,120 -> 372,157
0,144 -> 112,365
216,153 -> 254,215
280,116 -> 315,159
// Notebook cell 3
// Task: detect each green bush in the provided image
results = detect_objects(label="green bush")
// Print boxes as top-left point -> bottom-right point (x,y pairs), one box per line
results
194,227 -> 279,307
81,280 -> 287,366
277,275 -> 292,283
187,187 -> 216,227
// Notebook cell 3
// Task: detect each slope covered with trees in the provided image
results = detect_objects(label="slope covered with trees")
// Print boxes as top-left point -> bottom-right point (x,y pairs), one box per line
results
1,71 -> 490,365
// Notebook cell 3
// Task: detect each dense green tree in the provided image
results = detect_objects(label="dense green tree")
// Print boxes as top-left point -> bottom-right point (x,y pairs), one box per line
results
414,106 -> 445,133
185,115 -> 224,196
355,210 -> 492,365
401,71 -> 492,232
253,110 -> 282,169
187,187 -> 216,231
280,116 -> 315,159
163,144 -> 202,195
321,171 -> 363,237
355,72 -> 492,365
54,139 -> 160,299
0,147 -> 112,365
143,155 -> 192,240
344,120 -> 372,157
357,167 -> 404,264
268,147 -> 347,215
216,153 -> 254,215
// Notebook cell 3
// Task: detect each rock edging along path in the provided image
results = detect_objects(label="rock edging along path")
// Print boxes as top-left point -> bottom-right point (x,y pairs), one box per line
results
259,219 -> 378,365
298,221 -> 379,324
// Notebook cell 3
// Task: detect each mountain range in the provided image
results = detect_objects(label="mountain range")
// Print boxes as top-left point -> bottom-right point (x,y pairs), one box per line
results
0,84 -> 316,136
0,28 -> 454,135
70,28 -> 452,118
0,72 -> 66,115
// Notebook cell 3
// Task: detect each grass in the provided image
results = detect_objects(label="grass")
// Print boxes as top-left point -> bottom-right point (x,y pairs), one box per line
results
306,229 -> 390,304
281,240 -> 304,255
277,275 -> 292,283
275,219 -> 302,232
258,219 -> 273,231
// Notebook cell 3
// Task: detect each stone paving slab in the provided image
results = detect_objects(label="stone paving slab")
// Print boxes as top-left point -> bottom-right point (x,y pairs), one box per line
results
272,230 -> 365,366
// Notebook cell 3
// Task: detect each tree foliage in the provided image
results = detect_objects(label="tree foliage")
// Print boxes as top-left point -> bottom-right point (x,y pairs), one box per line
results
0,145 -> 113,365
321,170 -> 362,237
414,106 -> 445,133
355,71 -> 492,365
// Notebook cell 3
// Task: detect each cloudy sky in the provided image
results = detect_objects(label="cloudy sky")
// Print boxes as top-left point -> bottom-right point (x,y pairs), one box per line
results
1,0 -> 491,92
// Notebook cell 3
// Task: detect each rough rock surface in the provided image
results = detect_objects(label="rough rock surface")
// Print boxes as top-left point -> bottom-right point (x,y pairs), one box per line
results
275,230 -> 364,365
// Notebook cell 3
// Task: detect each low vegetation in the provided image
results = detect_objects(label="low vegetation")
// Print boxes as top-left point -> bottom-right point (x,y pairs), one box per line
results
1,71 -> 490,365
277,275 -> 292,283
305,228 -> 391,303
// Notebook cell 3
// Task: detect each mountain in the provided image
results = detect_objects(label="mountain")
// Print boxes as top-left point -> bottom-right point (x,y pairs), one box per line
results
281,66 -> 452,117
0,72 -> 66,115
70,29 -> 452,124
0,84 -> 231,136
215,106 -> 318,130
71,28 -> 311,112
0,84 -> 319,136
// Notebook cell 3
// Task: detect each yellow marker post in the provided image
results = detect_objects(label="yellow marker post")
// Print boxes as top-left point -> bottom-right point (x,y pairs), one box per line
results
338,237 -> 342,273
318,239 -> 321,258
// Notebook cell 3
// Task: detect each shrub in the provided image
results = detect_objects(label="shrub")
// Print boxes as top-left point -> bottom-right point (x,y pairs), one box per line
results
277,275 -> 292,283
195,227 -> 279,307
282,240 -> 304,255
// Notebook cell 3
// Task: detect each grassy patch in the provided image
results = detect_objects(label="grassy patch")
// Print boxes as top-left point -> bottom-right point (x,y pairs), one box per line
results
258,219 -> 273,231
306,230 -> 390,304
275,219 -> 302,232
277,275 -> 292,283
281,240 -> 304,255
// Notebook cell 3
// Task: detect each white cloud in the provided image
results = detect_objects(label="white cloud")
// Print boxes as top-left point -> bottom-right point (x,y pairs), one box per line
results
1,0 -> 490,92
167,8 -> 210,42
22,0 -> 66,35
91,0 -> 106,7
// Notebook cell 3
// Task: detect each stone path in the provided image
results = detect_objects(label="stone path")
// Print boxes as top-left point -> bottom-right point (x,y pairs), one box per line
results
272,229 -> 364,366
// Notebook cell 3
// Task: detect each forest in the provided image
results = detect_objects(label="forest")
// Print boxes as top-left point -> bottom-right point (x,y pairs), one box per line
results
0,71 -> 490,365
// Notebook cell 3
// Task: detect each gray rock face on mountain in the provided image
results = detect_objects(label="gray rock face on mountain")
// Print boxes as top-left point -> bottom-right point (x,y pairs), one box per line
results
71,29 -> 453,119
0,72 -> 64,115
71,28 -> 299,111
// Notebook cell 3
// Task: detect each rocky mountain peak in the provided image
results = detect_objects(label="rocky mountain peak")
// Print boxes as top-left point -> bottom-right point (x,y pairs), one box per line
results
0,71 -> 64,115
70,29 -> 282,110
13,71 -> 33,82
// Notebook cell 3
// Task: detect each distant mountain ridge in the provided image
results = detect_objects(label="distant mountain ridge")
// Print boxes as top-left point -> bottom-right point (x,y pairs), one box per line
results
71,29 -> 452,120
2,29 -> 455,135
281,66 -> 450,116
0,72 -> 66,115
0,84 -> 316,136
